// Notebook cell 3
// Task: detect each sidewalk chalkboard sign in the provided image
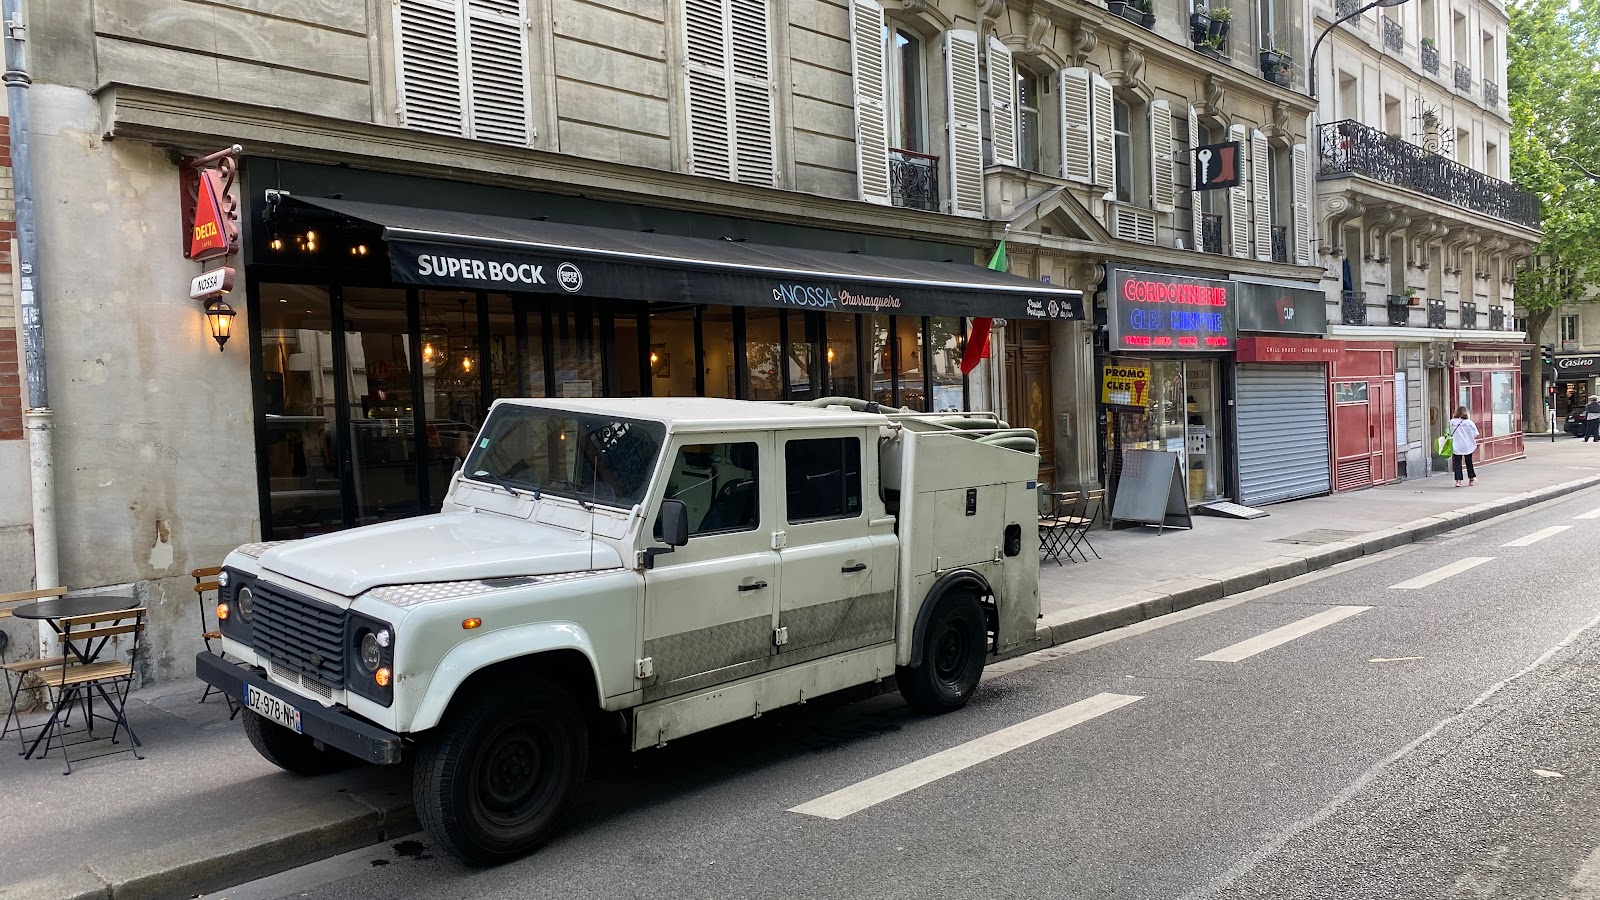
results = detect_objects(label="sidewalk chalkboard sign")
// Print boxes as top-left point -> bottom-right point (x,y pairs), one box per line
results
1110,450 -> 1194,532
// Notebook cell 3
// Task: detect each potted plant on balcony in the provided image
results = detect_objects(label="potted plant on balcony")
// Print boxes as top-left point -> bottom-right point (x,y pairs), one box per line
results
1109,0 -> 1153,27
1260,43 -> 1293,87
1208,5 -> 1233,41
1191,2 -> 1211,43
1404,286 -> 1421,306
1199,33 -> 1227,59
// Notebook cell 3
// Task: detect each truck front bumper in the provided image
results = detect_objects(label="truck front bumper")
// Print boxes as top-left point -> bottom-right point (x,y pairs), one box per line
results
195,652 -> 405,765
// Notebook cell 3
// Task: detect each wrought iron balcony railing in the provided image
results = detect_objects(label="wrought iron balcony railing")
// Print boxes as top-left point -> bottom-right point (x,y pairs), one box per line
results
888,148 -> 940,212
1335,0 -> 1360,18
1454,62 -> 1472,91
1386,295 -> 1410,326
1421,42 -> 1440,75
1459,301 -> 1478,329
1201,212 -> 1224,254
1483,79 -> 1499,108
1318,120 -> 1541,229
1382,15 -> 1404,51
1427,298 -> 1447,328
1341,290 -> 1368,325
1270,225 -> 1288,263
1489,305 -> 1506,330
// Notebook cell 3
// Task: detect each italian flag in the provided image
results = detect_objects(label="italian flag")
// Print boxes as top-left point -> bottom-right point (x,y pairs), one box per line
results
959,241 -> 1006,375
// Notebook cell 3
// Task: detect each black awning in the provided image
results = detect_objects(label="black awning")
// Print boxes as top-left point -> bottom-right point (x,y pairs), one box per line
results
285,196 -> 1083,321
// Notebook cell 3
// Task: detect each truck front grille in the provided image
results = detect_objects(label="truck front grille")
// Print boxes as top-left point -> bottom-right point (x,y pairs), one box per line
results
252,583 -> 346,687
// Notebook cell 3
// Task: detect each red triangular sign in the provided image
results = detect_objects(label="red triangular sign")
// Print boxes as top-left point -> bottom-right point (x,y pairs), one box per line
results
189,169 -> 231,261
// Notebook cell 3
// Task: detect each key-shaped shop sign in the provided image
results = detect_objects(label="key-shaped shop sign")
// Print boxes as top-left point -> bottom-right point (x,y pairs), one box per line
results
1192,141 -> 1242,191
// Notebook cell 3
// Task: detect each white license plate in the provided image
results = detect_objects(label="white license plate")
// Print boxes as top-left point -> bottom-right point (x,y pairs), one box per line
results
246,684 -> 303,734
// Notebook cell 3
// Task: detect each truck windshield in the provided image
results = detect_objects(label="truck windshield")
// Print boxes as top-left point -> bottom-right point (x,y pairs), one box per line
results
462,407 -> 665,508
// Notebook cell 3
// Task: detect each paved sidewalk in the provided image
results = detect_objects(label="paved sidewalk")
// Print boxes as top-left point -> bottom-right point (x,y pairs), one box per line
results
2,435 -> 1597,900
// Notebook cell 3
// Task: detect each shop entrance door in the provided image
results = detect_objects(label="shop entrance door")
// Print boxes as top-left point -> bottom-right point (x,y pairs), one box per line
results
1005,333 -> 1054,486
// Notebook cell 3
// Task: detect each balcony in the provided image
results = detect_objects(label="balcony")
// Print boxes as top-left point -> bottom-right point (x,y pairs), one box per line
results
1335,0 -> 1360,17
1271,225 -> 1288,263
1382,15 -> 1404,51
1489,305 -> 1506,330
1421,42 -> 1440,75
1427,298 -> 1447,328
1386,295 -> 1411,326
1483,79 -> 1499,108
889,148 -> 940,212
1201,212 -> 1224,254
1317,120 -> 1541,229
1460,301 -> 1478,329
1454,62 -> 1472,92
1341,290 -> 1368,325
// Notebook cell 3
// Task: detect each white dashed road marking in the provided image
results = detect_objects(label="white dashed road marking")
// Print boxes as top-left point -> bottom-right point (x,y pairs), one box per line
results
1196,606 -> 1371,663
1389,557 -> 1495,590
788,693 -> 1144,820
1575,506 -> 1600,520
1501,525 -> 1573,547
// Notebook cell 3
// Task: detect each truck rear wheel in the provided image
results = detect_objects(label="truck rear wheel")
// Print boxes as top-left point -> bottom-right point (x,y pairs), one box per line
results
242,709 -> 358,775
414,679 -> 588,866
897,590 -> 987,714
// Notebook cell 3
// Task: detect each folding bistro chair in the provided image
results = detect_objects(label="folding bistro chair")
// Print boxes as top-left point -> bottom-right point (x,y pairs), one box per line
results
192,566 -> 239,717
28,606 -> 146,774
1063,489 -> 1105,562
1038,488 -> 1077,566
0,587 -> 70,751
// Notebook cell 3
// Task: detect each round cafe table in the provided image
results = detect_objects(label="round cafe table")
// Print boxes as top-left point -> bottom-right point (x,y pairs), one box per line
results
9,594 -> 138,623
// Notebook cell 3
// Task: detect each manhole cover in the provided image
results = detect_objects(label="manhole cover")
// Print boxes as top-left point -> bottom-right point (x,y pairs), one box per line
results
1271,528 -> 1365,546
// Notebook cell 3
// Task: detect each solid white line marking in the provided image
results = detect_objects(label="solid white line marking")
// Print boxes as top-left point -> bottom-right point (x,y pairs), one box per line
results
1196,606 -> 1370,663
788,693 -> 1143,820
1502,525 -> 1573,547
1576,506 -> 1600,520
1368,656 -> 1424,663
1389,557 -> 1495,590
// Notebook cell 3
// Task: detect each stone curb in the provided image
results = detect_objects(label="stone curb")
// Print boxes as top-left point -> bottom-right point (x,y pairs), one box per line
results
5,474 -> 1597,900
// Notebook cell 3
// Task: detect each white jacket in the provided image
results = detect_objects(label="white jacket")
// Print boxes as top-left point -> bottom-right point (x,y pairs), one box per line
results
1448,416 -> 1479,456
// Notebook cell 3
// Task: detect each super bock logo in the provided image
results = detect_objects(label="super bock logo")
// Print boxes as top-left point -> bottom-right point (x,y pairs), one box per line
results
557,262 -> 583,293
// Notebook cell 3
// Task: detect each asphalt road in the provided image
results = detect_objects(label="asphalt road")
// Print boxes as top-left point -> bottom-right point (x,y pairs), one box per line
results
216,486 -> 1600,900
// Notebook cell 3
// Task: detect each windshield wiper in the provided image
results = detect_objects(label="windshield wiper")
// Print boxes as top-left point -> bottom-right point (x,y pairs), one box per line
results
468,470 -> 532,498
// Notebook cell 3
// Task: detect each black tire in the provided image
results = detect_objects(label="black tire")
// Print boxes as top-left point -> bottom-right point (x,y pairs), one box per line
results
413,679 -> 588,866
897,590 -> 987,714
242,709 -> 359,775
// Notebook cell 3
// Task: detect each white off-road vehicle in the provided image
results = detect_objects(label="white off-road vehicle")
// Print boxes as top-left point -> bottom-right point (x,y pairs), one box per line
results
199,397 -> 1042,864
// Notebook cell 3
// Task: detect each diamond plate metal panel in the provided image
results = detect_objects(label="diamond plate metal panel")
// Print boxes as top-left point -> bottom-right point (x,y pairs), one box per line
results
645,615 -> 773,685
234,541 -> 291,559
779,590 -> 895,654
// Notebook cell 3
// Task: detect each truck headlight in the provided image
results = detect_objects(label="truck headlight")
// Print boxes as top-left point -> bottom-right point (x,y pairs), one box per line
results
359,631 -> 383,673
236,586 -> 254,623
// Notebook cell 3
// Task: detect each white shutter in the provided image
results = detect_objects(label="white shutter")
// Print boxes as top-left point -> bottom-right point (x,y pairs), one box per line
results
1188,105 -> 1204,252
394,0 -> 467,137
729,0 -> 777,186
1059,68 -> 1092,183
1229,123 -> 1249,258
1252,128 -> 1272,261
945,29 -> 984,216
985,37 -> 1016,168
685,0 -> 733,180
848,0 -> 891,204
1150,99 -> 1173,212
1090,72 -> 1115,189
1292,142 -> 1311,265
464,0 -> 532,146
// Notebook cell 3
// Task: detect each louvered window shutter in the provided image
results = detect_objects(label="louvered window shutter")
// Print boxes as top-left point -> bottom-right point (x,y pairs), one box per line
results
1059,68 -> 1092,183
944,29 -> 985,216
1149,99 -> 1173,212
1229,123 -> 1249,258
1251,129 -> 1272,261
394,0 -> 468,138
729,0 -> 777,186
1090,73 -> 1115,189
1188,105 -> 1204,252
986,37 -> 1016,167
849,0 -> 891,204
464,0 -> 532,146
1292,142 -> 1311,265
685,0 -> 734,181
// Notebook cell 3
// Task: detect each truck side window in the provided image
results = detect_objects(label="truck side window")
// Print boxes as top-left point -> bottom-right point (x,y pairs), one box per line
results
660,442 -> 760,536
785,437 -> 862,523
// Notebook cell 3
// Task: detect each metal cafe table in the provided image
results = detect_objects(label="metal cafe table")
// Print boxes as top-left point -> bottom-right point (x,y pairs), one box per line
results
10,594 -> 140,761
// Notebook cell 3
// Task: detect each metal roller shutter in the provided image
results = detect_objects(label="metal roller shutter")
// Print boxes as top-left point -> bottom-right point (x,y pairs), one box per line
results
1236,365 -> 1331,505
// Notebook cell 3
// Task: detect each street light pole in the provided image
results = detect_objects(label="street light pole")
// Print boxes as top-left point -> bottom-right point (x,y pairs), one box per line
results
1309,0 -> 1413,99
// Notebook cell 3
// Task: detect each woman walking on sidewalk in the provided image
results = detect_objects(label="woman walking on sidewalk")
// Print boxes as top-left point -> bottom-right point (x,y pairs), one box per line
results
1449,406 -> 1480,487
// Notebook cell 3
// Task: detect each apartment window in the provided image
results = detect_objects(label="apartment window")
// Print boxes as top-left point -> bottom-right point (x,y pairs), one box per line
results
683,0 -> 778,185
1455,128 -> 1471,165
1419,0 -> 1436,42
393,0 -> 533,145
1486,141 -> 1500,178
1113,98 -> 1134,202
887,27 -> 928,153
1512,316 -> 1527,335
1016,66 -> 1042,171
1338,73 -> 1359,122
1384,95 -> 1402,137
1562,315 -> 1580,343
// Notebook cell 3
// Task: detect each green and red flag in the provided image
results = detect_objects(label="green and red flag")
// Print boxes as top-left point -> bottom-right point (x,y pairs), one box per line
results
959,241 -> 1007,375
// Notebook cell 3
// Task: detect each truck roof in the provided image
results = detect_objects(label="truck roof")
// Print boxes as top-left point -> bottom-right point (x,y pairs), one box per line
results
490,397 -> 889,431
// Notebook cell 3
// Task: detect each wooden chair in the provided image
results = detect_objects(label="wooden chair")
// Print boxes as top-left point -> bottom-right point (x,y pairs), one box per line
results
192,566 -> 238,717
28,607 -> 147,774
0,586 -> 70,750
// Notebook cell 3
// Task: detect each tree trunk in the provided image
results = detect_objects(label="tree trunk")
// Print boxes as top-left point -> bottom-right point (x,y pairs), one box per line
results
1523,307 -> 1555,433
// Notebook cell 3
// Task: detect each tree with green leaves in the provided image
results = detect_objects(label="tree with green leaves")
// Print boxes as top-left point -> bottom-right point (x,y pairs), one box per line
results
1510,0 -> 1600,428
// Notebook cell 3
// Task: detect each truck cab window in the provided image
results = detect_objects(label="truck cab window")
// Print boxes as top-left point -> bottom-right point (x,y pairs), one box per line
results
660,442 -> 760,536
785,437 -> 862,522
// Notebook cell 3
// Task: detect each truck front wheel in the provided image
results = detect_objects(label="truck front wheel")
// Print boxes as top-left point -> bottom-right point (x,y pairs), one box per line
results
897,590 -> 987,714
414,680 -> 588,866
242,709 -> 358,775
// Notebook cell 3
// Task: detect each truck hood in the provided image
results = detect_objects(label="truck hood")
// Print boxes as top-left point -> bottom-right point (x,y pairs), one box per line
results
257,511 -> 625,597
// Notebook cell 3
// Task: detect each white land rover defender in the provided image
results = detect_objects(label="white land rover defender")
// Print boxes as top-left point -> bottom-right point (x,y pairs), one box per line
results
198,397 -> 1042,864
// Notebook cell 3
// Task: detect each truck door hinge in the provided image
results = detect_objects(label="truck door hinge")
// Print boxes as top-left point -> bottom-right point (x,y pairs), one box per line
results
771,531 -> 787,550
773,626 -> 789,647
635,657 -> 654,679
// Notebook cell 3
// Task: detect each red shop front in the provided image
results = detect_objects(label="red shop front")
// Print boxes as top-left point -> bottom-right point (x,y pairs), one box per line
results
1453,345 -> 1525,464
1329,344 -> 1398,491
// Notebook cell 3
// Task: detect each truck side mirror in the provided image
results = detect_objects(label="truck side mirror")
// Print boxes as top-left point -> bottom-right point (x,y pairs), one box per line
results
658,499 -> 690,547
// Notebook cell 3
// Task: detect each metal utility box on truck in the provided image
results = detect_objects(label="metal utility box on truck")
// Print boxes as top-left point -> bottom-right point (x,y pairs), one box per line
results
198,398 -> 1041,864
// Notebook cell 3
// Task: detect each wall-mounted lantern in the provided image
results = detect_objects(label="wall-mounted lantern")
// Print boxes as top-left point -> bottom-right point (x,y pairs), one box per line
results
204,299 -> 237,351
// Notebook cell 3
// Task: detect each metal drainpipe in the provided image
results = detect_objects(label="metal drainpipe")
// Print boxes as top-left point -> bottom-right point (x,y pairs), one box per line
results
4,0 -> 58,599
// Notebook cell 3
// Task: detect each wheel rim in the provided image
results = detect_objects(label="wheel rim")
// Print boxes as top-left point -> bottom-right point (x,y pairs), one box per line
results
933,618 -> 974,685
471,719 -> 560,835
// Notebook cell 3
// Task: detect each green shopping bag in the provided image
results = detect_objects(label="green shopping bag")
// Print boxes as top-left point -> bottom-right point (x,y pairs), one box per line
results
1434,432 -> 1453,458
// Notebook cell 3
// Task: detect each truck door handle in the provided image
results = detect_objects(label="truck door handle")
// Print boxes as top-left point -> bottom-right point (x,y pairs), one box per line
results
841,563 -> 867,573
738,581 -> 768,592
